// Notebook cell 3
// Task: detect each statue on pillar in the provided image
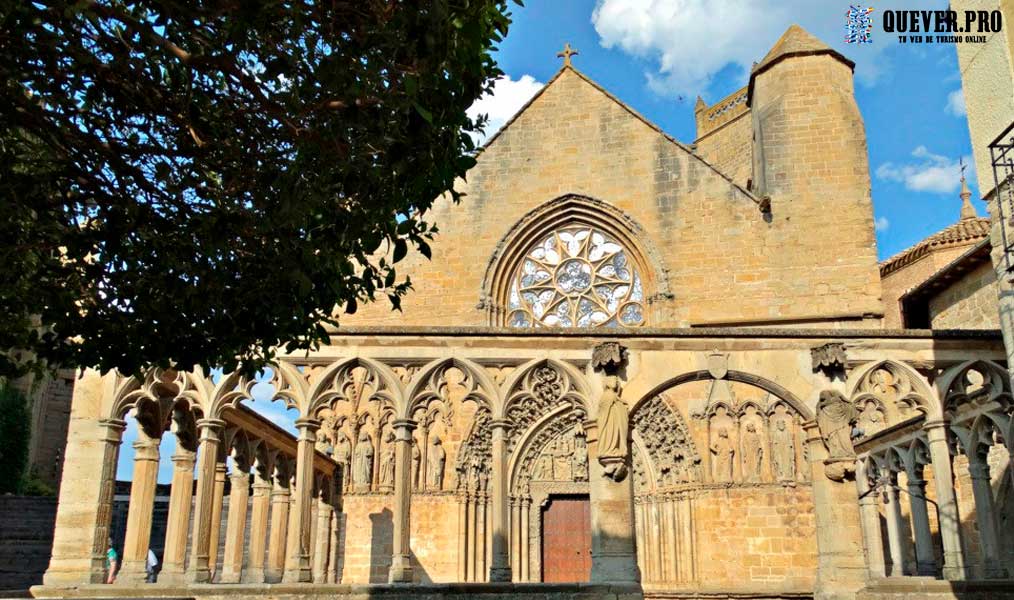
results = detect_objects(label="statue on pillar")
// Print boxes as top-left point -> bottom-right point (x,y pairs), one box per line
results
353,430 -> 374,492
597,375 -> 630,481
379,432 -> 396,491
815,389 -> 858,481
427,436 -> 446,489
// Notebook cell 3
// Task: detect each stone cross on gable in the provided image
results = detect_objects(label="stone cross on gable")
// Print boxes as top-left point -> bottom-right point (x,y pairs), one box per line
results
959,156 -> 967,180
557,42 -> 578,66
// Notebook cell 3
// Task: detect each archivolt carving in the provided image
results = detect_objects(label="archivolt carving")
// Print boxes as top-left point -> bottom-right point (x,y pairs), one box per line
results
511,408 -> 588,495
631,394 -> 701,490
305,358 -> 400,419
455,406 -> 493,494
502,361 -> 588,454
939,360 -> 1011,416
406,358 -> 498,419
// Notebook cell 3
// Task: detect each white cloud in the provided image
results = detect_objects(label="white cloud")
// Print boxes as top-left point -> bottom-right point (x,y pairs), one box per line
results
876,146 -> 973,194
467,74 -> 544,145
874,216 -> 890,232
591,0 -> 948,98
945,89 -> 966,117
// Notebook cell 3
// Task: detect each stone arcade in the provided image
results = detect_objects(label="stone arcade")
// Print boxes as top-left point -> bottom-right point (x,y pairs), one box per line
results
34,26 -> 1014,600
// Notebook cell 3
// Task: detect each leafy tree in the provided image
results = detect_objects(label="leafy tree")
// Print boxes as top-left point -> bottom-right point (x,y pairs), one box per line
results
0,0 -> 514,378
0,383 -> 31,494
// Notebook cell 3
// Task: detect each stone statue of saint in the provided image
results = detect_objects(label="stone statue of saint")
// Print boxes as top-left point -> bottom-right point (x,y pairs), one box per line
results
816,390 -> 858,481
353,430 -> 374,491
771,419 -> 795,481
428,436 -> 446,489
742,422 -> 763,482
411,439 -> 421,490
816,390 -> 857,460
710,427 -> 735,482
379,432 -> 396,491
334,432 -> 352,486
597,375 -> 629,481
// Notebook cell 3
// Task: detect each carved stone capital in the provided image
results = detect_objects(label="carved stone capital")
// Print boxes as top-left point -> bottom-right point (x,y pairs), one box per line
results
592,341 -> 628,374
811,342 -> 847,376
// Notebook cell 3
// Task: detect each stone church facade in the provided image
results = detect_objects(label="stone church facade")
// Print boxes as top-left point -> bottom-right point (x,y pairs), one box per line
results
36,26 -> 1014,600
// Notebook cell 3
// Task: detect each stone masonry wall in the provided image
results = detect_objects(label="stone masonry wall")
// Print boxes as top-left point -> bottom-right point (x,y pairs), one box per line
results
0,496 -> 58,591
928,262 -> 1001,329
343,63 -> 882,329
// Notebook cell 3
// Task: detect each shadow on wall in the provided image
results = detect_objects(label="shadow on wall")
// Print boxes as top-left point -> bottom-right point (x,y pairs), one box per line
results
368,508 -> 392,584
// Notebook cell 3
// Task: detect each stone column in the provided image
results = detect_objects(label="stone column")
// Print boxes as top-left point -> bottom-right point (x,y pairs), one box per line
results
313,480 -> 333,583
457,494 -> 468,582
118,435 -> 162,583
220,467 -> 251,582
488,419 -> 512,582
283,418 -> 319,583
244,457 -> 274,583
328,509 -> 340,583
160,447 -> 197,584
476,492 -> 487,581
855,460 -> 885,578
967,454 -> 1006,578
187,418 -> 225,583
663,494 -> 678,583
905,472 -> 937,576
520,497 -> 531,582
925,419 -> 966,580
207,460 -> 228,580
266,459 -> 291,583
466,492 -> 477,581
510,497 -> 520,580
883,472 -> 907,576
586,419 -> 640,584
389,418 -> 417,583
803,421 -> 865,600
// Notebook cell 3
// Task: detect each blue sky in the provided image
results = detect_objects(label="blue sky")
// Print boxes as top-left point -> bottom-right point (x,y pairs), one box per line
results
468,0 -> 983,260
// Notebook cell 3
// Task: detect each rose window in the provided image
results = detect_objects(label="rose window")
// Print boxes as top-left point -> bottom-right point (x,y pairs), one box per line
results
507,226 -> 646,328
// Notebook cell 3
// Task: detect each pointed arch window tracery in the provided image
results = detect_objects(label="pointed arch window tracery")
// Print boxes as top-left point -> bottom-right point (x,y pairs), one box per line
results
507,225 -> 646,328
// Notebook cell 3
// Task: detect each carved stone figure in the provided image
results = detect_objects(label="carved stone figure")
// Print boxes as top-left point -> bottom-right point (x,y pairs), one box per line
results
551,436 -> 572,481
771,419 -> 796,481
741,422 -> 763,482
710,428 -> 735,482
597,375 -> 630,481
816,390 -> 858,481
428,436 -> 446,489
334,432 -> 352,489
353,430 -> 374,491
411,439 -> 421,489
379,432 -> 396,491
573,429 -> 589,481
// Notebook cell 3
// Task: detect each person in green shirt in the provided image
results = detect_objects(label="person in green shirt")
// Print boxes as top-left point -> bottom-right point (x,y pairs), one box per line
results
105,538 -> 118,584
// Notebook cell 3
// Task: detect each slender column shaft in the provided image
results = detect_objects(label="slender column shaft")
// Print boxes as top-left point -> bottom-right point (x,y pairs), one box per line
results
266,465 -> 291,583
119,437 -> 161,583
283,419 -> 318,583
883,473 -> 907,576
968,458 -> 1006,578
510,498 -> 520,580
328,509 -> 340,583
488,420 -> 512,582
476,493 -> 487,581
856,460 -> 886,578
161,448 -> 196,583
651,498 -> 663,582
467,494 -> 477,581
187,418 -> 225,583
207,462 -> 227,580
389,419 -> 416,583
220,470 -> 250,583
906,476 -> 937,576
418,424 -> 428,492
457,495 -> 467,582
313,486 -> 333,583
244,477 -> 272,583
925,420 -> 966,580
664,495 -> 677,583
520,498 -> 530,582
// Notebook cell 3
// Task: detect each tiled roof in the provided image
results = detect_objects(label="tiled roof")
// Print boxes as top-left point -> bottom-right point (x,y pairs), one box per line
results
879,217 -> 991,277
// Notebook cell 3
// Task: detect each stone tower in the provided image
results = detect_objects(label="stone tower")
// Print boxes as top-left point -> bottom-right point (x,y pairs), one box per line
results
749,25 -> 883,321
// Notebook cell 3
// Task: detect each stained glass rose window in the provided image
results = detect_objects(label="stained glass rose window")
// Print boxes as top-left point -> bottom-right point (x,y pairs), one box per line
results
507,226 -> 645,328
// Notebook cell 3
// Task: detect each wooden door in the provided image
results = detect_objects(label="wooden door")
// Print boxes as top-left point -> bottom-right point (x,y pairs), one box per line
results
541,495 -> 592,582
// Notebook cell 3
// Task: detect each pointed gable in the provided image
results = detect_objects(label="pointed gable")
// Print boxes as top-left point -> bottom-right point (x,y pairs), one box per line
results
748,24 -> 854,102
